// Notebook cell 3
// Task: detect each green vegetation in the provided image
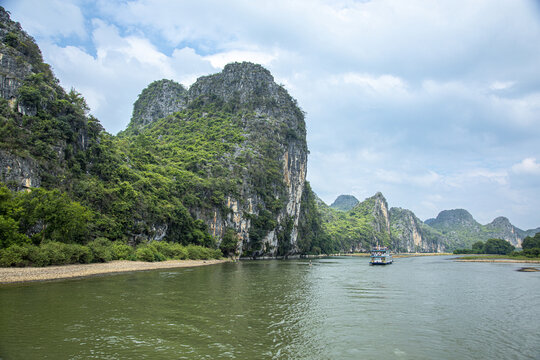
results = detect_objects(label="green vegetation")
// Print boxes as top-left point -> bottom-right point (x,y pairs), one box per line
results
315,194 -> 391,253
297,182 -> 333,255
1,12 -> 306,265
519,232 -> 540,257
453,238 -> 515,255
0,240 -> 221,267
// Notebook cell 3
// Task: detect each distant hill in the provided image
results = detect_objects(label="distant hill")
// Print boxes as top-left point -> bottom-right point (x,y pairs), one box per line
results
427,210 -> 537,248
318,192 -> 446,252
330,195 -> 359,211
317,194 -> 539,252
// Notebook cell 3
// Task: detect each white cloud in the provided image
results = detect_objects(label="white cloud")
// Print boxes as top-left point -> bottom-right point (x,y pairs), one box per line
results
489,81 -> 515,91
4,0 -> 86,39
512,158 -> 540,175
39,19 -> 218,133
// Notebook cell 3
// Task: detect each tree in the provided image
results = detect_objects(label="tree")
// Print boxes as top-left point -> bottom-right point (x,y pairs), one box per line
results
219,228 -> 238,257
483,238 -> 514,255
472,241 -> 485,253
521,233 -> 540,250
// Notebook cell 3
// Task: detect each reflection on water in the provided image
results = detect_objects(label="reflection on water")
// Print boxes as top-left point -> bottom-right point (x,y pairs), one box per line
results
1,256 -> 539,359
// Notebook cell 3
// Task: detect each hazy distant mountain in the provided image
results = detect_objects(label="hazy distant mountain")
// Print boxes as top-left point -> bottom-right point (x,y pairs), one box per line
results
318,192 -> 446,252
318,195 -> 540,252
330,195 -> 359,211
425,210 -> 539,248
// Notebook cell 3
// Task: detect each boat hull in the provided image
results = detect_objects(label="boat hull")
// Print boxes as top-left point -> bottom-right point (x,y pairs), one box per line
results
370,261 -> 392,265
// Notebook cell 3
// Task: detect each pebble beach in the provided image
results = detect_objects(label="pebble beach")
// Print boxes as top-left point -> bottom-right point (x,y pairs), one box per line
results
0,259 -> 228,284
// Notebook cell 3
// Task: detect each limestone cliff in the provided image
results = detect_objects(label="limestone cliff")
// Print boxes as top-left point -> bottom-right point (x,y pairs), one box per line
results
125,63 -> 308,257
0,7 -> 92,191
126,79 -> 188,133
389,207 -> 445,252
484,217 -> 521,247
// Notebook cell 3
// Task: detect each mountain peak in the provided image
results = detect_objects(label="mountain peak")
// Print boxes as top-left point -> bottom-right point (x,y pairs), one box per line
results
127,79 -> 187,132
188,62 -> 282,107
489,216 -> 511,226
330,194 -> 359,211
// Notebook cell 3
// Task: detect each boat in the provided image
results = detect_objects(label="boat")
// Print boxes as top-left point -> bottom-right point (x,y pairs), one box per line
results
370,245 -> 393,265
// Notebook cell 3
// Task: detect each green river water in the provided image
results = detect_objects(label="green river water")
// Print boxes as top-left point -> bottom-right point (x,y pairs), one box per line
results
1,256 -> 539,359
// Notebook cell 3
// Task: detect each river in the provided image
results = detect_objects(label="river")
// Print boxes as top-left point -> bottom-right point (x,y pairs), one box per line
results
1,256 -> 539,359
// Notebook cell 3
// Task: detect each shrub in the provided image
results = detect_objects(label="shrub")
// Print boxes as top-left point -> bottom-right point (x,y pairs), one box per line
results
151,241 -> 174,258
211,248 -> 223,259
87,238 -> 113,262
135,246 -> 157,262
169,243 -> 189,260
110,242 -> 133,260
40,242 -> 70,265
186,244 -> 205,259
69,244 -> 93,264
0,245 -> 30,267
27,245 -> 49,267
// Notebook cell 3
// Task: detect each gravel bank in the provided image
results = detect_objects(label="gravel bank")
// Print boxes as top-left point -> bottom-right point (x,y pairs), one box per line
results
0,259 -> 228,284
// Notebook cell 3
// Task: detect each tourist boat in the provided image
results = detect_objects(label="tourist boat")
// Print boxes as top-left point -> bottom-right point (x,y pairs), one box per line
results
370,245 -> 393,265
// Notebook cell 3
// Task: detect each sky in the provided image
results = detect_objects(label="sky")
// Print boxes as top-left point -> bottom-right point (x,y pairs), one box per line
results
4,0 -> 540,229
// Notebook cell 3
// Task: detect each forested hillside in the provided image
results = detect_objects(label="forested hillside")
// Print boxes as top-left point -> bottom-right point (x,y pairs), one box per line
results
0,8 -> 317,264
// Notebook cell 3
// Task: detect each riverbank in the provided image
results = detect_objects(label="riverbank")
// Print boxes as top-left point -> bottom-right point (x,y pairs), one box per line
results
452,254 -> 540,263
454,258 -> 540,263
0,259 -> 228,284
394,253 -> 453,258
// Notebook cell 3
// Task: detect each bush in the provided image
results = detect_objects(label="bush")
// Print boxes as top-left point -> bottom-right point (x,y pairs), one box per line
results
27,245 -> 49,267
150,241 -> 175,258
87,238 -> 113,262
135,246 -> 157,262
0,244 -> 30,267
69,244 -> 93,264
521,248 -> 540,258
185,245 -> 222,260
110,242 -> 133,260
186,244 -> 205,259
40,242 -> 70,265
161,242 -> 189,260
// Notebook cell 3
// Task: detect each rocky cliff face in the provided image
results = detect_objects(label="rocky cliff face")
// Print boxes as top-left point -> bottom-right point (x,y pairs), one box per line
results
485,217 -> 521,247
126,79 -> 188,133
389,207 -> 445,252
0,8 -> 92,192
0,9 -> 41,188
0,9 -> 36,106
0,150 -> 40,190
126,63 -> 308,257
330,194 -> 359,211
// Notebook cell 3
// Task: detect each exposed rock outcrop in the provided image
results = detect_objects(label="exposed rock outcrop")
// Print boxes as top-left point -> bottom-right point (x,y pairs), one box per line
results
126,79 -> 188,133
485,216 -> 521,247
389,207 -> 445,252
0,150 -> 40,190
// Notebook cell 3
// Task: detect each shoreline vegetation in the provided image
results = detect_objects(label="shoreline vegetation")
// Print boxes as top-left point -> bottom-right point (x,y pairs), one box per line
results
0,259 -> 228,284
452,255 -> 540,263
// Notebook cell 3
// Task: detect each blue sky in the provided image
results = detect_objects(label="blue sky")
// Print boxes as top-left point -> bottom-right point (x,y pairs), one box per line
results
4,0 -> 540,229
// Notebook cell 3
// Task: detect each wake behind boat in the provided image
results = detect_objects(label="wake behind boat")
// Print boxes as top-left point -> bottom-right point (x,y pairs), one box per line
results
370,245 -> 393,265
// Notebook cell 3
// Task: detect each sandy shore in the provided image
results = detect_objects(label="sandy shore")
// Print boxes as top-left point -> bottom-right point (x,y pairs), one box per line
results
0,259 -> 228,284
